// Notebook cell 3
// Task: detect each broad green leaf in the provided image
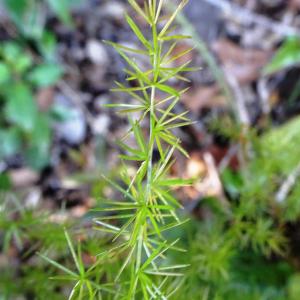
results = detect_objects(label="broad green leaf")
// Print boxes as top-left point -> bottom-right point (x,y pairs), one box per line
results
4,0 -> 27,20
39,30 -> 58,61
14,54 -> 33,73
0,63 -> 11,84
264,36 -> 300,74
26,115 -> 52,169
1,43 -> 33,73
0,173 -> 11,191
1,42 -> 22,61
28,64 -> 64,87
4,0 -> 45,38
5,83 -> 37,131
47,0 -> 73,25
288,274 -> 300,300
50,103 -> 75,121
0,128 -> 21,159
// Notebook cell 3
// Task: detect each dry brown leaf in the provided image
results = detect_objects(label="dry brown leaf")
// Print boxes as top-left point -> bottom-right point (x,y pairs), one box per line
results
181,151 -> 224,201
213,38 -> 270,84
181,84 -> 227,113
9,168 -> 39,188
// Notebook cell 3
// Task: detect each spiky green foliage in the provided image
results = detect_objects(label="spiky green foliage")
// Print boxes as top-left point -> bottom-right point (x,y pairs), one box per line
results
39,229 -> 115,299
94,0 -> 194,298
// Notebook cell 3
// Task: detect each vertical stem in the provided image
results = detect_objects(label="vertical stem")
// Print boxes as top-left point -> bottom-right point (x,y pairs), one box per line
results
130,15 -> 158,299
145,19 -> 159,205
145,85 -> 156,205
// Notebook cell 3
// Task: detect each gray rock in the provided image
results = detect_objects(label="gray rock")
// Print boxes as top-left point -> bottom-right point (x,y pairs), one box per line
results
54,94 -> 87,145
86,39 -> 109,65
184,0 -> 223,43
92,114 -> 110,135
101,1 -> 126,20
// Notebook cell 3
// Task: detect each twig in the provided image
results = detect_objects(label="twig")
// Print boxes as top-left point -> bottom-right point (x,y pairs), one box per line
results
203,152 -> 230,209
218,144 -> 238,172
223,68 -> 250,126
275,162 -> 300,204
203,0 -> 300,38
257,78 -> 271,115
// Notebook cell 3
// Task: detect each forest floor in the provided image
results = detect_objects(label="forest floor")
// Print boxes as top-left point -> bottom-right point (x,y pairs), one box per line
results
2,0 -> 300,298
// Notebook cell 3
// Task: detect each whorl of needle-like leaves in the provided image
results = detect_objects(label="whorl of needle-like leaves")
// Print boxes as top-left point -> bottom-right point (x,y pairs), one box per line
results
96,0 -> 196,298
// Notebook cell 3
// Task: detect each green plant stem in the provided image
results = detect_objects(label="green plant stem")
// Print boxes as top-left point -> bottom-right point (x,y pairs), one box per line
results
133,23 -> 158,300
129,19 -> 159,299
145,86 -> 156,205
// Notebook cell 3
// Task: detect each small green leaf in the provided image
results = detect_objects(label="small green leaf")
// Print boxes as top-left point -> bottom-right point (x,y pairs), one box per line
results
0,128 -> 21,159
1,42 -> 22,61
39,30 -> 57,61
0,173 -> 12,191
5,83 -> 37,131
1,43 -> 33,72
288,274 -> 300,300
15,54 -> 33,73
157,178 -> 193,187
131,120 -> 147,153
0,63 -> 11,84
4,0 -> 27,20
264,36 -> 300,74
119,154 -> 146,161
47,0 -> 73,26
26,115 -> 52,169
50,103 -> 75,121
28,64 -> 63,87
155,83 -> 179,97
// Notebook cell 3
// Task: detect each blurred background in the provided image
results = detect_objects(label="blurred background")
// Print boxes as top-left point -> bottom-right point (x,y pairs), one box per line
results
2,0 -> 300,299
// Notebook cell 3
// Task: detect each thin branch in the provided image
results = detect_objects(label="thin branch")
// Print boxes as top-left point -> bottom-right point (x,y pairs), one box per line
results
276,162 -> 300,204
223,68 -> 250,126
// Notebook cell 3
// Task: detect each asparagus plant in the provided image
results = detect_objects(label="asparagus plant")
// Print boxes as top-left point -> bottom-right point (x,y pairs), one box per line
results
96,0 -> 195,298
